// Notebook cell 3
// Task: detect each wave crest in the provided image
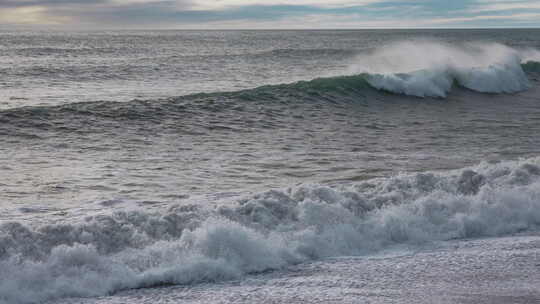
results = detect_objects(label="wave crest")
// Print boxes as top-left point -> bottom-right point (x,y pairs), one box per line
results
352,41 -> 536,97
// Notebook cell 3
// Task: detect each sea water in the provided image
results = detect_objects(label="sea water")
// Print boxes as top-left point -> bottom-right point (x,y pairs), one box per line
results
1,29 -> 540,304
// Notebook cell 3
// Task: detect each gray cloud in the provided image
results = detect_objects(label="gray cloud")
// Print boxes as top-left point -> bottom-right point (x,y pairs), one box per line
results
0,0 -> 109,7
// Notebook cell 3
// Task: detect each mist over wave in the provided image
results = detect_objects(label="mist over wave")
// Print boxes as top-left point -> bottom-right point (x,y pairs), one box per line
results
2,158 -> 540,304
349,41 -> 539,97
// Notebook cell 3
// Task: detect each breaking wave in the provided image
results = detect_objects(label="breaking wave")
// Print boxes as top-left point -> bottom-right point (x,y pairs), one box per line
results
1,61 -> 538,134
2,157 -> 540,303
353,41 -> 540,97
1,42 -> 540,135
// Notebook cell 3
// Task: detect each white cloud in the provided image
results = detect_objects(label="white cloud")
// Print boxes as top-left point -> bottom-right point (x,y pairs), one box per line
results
0,5 -> 70,24
470,1 -> 540,12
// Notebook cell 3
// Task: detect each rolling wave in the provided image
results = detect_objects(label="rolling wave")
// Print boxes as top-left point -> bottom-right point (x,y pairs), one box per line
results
1,57 -> 538,136
353,41 -> 540,97
2,157 -> 540,303
2,56 -> 539,115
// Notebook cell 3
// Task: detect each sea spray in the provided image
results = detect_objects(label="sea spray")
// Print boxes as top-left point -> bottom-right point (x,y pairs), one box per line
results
350,41 -> 533,97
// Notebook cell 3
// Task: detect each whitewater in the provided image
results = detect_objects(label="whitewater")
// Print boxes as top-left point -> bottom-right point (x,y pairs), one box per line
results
3,158 -> 540,304
358,41 -> 539,97
1,29 -> 540,304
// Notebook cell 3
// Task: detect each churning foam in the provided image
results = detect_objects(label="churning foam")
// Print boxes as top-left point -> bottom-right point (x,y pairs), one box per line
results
2,157 -> 540,303
350,41 -> 536,97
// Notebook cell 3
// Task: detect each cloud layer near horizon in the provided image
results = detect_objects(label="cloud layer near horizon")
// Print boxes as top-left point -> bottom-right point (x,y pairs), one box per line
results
1,0 -> 539,29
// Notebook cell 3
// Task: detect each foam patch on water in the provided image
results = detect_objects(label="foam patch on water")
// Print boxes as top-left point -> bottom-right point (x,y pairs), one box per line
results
2,157 -> 540,303
350,41 -> 535,97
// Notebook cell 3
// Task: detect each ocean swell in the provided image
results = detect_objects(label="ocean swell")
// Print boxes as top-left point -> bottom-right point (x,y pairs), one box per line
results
1,55 -> 539,136
2,42 -> 540,132
2,157 -> 540,303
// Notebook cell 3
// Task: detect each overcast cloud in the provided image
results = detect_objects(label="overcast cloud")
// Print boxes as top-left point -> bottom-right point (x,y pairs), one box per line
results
0,0 -> 539,28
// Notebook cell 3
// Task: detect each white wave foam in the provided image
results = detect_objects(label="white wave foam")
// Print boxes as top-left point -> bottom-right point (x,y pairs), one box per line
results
2,157 -> 540,303
521,47 -> 540,63
350,41 -> 535,97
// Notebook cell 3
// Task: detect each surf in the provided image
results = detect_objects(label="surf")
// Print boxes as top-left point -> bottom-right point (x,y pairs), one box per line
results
350,41 -> 540,97
2,157 -> 540,304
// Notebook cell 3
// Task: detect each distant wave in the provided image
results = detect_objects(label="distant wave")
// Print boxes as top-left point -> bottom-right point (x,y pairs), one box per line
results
247,42 -> 540,97
352,41 -> 540,97
2,157 -> 540,303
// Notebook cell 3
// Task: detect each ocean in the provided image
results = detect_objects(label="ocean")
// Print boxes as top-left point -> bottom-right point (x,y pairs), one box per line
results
1,29 -> 540,304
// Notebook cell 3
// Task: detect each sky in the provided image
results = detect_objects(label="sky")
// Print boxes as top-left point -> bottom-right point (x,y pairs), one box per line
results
1,0 -> 540,29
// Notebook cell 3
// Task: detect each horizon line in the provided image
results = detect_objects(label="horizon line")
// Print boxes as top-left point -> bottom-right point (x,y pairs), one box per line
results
2,26 -> 540,31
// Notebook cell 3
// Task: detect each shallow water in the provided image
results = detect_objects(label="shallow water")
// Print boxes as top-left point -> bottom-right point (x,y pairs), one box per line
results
50,235 -> 540,304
